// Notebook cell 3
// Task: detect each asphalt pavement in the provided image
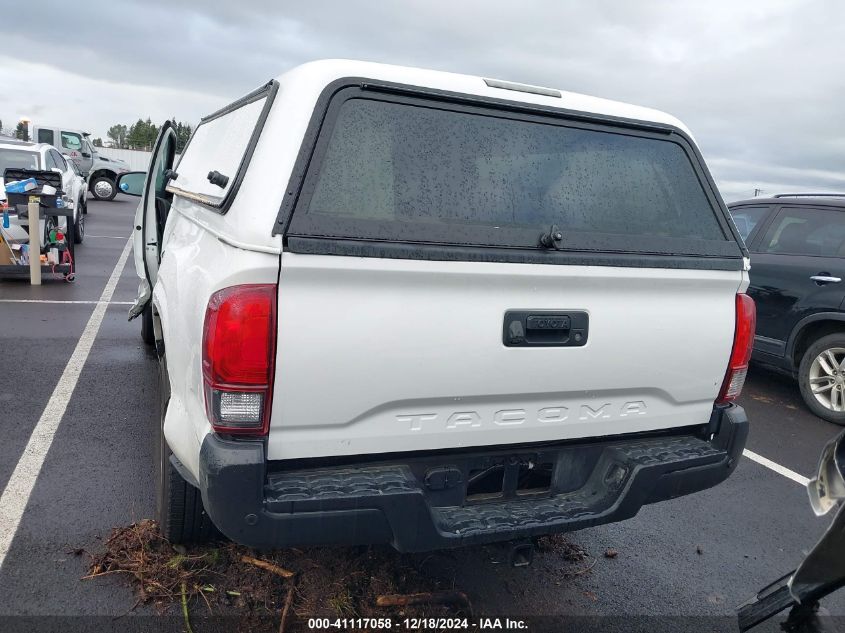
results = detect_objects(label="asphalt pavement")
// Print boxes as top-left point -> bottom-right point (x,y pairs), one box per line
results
1,197 -> 844,632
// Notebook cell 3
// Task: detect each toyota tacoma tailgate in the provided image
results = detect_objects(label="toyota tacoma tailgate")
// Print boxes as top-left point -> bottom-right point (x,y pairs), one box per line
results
267,82 -> 748,461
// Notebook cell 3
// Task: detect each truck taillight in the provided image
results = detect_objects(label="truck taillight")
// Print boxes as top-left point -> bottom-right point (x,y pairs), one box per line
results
716,293 -> 756,404
202,284 -> 276,435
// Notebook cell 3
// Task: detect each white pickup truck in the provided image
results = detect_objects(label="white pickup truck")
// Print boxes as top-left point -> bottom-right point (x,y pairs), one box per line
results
119,60 -> 754,551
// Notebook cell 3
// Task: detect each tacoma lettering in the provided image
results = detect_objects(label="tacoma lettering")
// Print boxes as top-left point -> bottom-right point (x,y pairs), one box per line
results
403,401 -> 648,430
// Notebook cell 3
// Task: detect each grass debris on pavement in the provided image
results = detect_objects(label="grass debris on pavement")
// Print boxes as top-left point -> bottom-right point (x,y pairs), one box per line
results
84,519 -> 470,630
83,520 -> 595,630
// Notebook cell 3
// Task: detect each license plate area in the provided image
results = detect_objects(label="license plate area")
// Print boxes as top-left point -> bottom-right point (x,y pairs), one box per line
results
409,444 -> 604,508
465,455 -> 555,503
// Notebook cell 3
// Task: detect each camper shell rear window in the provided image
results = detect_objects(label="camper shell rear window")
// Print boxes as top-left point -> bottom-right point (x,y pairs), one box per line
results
167,80 -> 278,212
281,83 -> 744,265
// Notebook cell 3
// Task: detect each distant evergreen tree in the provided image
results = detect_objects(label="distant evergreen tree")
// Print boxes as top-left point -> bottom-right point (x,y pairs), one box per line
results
127,119 -> 158,150
105,118 -> 193,151
106,124 -> 127,148
174,120 -> 193,153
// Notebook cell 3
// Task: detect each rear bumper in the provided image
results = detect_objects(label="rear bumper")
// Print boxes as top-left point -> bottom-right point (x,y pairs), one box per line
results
198,404 -> 748,552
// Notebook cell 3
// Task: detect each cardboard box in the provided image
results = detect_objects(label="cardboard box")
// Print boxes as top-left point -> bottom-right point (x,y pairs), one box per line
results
0,238 -> 13,264
0,234 -> 20,265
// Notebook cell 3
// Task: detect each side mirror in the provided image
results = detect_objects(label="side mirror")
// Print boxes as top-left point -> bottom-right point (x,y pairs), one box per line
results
117,171 -> 146,197
51,167 -> 63,174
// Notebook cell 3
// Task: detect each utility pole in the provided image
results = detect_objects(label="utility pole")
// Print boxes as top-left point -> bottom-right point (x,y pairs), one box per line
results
753,188 -> 764,197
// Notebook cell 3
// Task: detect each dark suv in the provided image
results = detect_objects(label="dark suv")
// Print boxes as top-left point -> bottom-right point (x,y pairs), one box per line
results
730,194 -> 845,424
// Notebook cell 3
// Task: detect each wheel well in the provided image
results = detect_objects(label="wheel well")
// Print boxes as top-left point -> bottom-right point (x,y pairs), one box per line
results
792,320 -> 845,368
152,303 -> 165,356
89,169 -> 116,183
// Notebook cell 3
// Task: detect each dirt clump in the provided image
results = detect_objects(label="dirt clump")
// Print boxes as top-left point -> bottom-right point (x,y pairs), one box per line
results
535,533 -> 589,562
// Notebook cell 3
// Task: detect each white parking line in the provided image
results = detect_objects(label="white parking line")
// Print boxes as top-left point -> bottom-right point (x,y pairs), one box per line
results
743,449 -> 811,486
0,238 -> 133,571
0,299 -> 133,305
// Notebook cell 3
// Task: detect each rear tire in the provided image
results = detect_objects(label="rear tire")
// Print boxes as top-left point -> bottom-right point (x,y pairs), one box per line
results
798,333 -> 845,425
141,304 -> 155,346
156,353 -> 217,543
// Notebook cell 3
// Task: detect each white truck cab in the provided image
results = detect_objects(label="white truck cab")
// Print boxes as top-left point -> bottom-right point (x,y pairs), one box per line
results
120,60 -> 753,551
30,125 -> 94,174
30,124 -> 130,201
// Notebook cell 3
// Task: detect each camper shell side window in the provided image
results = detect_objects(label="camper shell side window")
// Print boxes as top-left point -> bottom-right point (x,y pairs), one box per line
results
166,80 -> 278,213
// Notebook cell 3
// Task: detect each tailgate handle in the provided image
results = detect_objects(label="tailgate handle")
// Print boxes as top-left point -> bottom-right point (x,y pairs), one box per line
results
526,315 -> 570,331
503,311 -> 588,347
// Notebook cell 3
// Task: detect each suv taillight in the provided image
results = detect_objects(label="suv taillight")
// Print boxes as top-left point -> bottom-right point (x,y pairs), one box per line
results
202,284 -> 276,435
716,293 -> 756,404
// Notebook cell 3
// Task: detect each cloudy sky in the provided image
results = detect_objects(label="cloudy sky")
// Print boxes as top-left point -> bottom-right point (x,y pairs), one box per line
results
0,0 -> 843,201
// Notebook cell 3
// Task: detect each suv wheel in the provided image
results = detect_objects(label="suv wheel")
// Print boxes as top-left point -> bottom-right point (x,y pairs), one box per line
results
798,334 -> 845,425
156,353 -> 217,543
91,176 -> 116,201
